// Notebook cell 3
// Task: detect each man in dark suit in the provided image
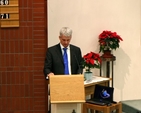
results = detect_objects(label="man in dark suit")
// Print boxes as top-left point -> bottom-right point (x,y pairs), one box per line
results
43,27 -> 83,78
43,27 -> 83,113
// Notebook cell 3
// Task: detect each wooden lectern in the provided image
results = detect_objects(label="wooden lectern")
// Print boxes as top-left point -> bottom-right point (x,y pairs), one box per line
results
50,75 -> 85,113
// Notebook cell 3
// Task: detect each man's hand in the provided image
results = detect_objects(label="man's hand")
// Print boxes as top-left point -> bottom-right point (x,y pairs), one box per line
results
48,73 -> 54,76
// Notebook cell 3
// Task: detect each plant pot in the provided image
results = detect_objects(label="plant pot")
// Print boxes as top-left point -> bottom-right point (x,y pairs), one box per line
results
84,72 -> 93,81
101,50 -> 114,58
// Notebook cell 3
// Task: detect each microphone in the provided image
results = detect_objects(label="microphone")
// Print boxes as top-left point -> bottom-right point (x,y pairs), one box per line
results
74,54 -> 82,74
46,76 -> 49,80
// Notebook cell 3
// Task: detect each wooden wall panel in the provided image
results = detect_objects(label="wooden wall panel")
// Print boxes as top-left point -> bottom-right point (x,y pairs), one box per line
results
0,0 -> 19,27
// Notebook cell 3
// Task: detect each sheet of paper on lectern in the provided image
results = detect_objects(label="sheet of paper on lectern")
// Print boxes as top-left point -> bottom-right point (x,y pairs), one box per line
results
84,76 -> 110,85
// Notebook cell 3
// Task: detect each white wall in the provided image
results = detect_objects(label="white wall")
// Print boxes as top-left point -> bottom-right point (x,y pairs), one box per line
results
48,0 -> 141,101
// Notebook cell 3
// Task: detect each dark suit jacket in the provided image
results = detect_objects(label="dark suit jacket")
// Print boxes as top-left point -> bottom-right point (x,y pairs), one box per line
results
43,43 -> 83,77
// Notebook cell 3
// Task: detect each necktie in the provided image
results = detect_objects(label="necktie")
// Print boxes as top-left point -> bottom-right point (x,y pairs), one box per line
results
63,48 -> 69,75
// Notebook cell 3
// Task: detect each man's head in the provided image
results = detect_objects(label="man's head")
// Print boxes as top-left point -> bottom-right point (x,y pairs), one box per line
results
59,27 -> 72,48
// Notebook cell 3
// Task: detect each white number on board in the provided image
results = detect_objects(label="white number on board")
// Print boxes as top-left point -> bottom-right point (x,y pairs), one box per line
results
0,0 -> 9,5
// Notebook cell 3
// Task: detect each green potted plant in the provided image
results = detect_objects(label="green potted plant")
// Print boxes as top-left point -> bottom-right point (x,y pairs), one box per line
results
98,30 -> 123,56
82,52 -> 101,81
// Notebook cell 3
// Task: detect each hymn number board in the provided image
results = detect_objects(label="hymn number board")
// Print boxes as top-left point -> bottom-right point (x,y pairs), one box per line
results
0,0 -> 19,27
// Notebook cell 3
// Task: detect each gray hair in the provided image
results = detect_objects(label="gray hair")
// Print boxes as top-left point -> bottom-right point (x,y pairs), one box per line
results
60,27 -> 72,37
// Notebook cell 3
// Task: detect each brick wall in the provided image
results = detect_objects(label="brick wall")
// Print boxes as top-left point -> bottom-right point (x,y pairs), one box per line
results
0,0 -> 48,113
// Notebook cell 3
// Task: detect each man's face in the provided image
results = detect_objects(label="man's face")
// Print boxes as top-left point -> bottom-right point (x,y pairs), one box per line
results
59,35 -> 71,48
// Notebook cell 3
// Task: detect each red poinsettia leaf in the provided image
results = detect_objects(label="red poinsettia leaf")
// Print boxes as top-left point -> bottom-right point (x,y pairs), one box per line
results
98,58 -> 101,63
83,52 -> 93,59
112,32 -> 117,37
116,35 -> 123,41
88,52 -> 93,58
86,59 -> 89,64
83,53 -> 88,58
90,59 -> 94,65
93,53 -> 99,59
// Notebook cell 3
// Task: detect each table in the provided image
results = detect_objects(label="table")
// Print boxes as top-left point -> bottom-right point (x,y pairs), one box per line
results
84,76 -> 111,96
83,102 -> 122,113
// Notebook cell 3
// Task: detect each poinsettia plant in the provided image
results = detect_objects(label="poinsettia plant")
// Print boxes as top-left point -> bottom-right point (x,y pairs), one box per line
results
99,30 -> 123,53
82,52 -> 101,72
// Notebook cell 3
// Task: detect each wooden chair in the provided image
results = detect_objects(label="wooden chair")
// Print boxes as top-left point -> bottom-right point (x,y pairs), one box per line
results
83,102 -> 122,113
